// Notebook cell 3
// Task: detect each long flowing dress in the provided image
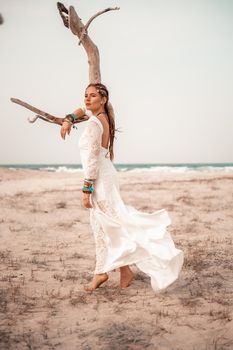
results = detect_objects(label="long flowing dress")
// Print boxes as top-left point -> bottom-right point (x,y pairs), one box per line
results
78,112 -> 184,292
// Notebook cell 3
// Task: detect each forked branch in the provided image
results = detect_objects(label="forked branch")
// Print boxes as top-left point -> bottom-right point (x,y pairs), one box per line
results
78,7 -> 120,45
11,3 -> 119,125
11,98 -> 88,125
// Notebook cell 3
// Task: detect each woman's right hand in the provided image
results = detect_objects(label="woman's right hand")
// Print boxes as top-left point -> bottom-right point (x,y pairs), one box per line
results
60,121 -> 72,140
82,192 -> 93,209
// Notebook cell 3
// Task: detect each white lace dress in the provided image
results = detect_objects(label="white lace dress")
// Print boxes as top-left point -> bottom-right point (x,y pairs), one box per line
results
78,113 -> 184,292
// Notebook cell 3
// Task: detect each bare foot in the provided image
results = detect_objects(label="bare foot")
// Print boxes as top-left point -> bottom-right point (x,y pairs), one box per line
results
84,273 -> 109,292
120,266 -> 134,288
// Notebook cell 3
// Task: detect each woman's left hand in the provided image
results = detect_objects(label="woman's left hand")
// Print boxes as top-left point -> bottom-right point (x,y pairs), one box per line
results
82,192 -> 93,208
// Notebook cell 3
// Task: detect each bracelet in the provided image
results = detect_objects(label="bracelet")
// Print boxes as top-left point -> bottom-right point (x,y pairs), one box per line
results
84,180 -> 94,186
69,113 -> 77,121
82,186 -> 94,193
84,178 -> 95,183
63,117 -> 78,129
82,186 -> 94,191
64,115 -> 74,124
83,184 -> 92,188
65,113 -> 77,122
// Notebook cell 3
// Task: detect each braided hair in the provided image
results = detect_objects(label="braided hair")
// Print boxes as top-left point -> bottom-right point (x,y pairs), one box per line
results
86,83 -> 116,161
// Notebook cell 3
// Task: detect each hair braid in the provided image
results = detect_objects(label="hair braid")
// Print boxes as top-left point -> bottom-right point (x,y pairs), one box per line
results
86,83 -> 116,161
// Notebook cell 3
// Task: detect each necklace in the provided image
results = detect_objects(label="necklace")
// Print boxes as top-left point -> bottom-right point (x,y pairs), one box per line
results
96,111 -> 107,117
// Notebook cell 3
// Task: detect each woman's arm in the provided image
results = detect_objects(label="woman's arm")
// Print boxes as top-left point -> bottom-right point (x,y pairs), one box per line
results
82,120 -> 103,208
69,107 -> 86,120
60,107 -> 90,140
66,107 -> 92,123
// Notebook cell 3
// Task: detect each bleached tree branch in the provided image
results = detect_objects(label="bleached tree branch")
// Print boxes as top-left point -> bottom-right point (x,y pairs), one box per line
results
11,3 -> 119,125
11,98 -> 88,125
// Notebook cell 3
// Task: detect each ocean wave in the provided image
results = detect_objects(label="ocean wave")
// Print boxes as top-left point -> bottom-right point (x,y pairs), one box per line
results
2,164 -> 233,173
125,166 -> 233,173
40,166 -> 83,173
127,166 -> 191,173
195,166 -> 233,172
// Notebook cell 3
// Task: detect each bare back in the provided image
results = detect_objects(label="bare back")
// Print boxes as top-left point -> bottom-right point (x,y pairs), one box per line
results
96,114 -> 110,149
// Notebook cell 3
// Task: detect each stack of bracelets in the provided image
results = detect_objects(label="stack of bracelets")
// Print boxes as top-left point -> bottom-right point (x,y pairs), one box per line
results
82,179 -> 94,194
64,108 -> 92,126
63,113 -> 78,128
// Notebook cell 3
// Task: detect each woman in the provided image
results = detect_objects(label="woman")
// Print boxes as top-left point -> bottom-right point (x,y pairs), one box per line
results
60,83 -> 184,292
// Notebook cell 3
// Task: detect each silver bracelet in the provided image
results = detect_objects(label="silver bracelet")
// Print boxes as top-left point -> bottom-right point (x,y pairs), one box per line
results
84,178 -> 94,184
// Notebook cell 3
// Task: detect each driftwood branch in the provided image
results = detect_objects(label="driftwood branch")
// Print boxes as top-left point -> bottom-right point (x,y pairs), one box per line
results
11,98 -> 88,125
29,115 -> 55,124
11,3 -> 119,125
60,4 -> 119,83
57,2 -> 69,28
78,7 -> 120,45
68,6 -> 101,83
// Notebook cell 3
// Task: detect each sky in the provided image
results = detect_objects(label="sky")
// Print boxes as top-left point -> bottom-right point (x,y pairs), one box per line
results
0,0 -> 233,164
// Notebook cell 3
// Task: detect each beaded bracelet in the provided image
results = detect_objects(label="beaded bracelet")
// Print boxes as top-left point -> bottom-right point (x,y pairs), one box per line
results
64,114 -> 74,123
83,184 -> 92,188
84,180 -> 94,186
63,116 -> 78,129
82,186 -> 94,193
69,113 -> 77,122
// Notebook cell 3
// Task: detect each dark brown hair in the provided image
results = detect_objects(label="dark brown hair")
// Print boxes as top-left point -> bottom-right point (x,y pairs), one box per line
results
86,83 -> 116,161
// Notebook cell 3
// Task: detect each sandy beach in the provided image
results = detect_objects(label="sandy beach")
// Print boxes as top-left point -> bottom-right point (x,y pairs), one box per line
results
0,167 -> 233,350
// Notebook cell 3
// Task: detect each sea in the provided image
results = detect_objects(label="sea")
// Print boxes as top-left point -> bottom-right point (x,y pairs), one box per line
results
1,163 -> 233,173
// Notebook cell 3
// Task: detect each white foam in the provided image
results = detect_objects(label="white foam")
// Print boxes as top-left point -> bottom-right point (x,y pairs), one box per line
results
37,165 -> 233,174
122,166 -> 233,173
40,166 -> 83,173
127,166 -> 191,173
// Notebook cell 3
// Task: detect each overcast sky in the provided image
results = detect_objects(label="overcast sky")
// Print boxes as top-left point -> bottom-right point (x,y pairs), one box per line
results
0,0 -> 233,164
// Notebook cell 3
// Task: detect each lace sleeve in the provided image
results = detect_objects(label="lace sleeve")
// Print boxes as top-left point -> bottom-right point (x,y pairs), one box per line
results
85,120 -> 103,180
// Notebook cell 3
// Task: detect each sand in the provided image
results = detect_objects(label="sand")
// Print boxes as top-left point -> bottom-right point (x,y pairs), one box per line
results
0,167 -> 233,350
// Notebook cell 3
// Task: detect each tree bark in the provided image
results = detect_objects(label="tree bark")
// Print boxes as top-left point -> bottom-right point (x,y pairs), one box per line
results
68,6 -> 101,83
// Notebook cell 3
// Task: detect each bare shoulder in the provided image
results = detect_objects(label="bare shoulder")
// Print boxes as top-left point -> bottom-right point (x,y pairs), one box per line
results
96,114 -> 109,130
